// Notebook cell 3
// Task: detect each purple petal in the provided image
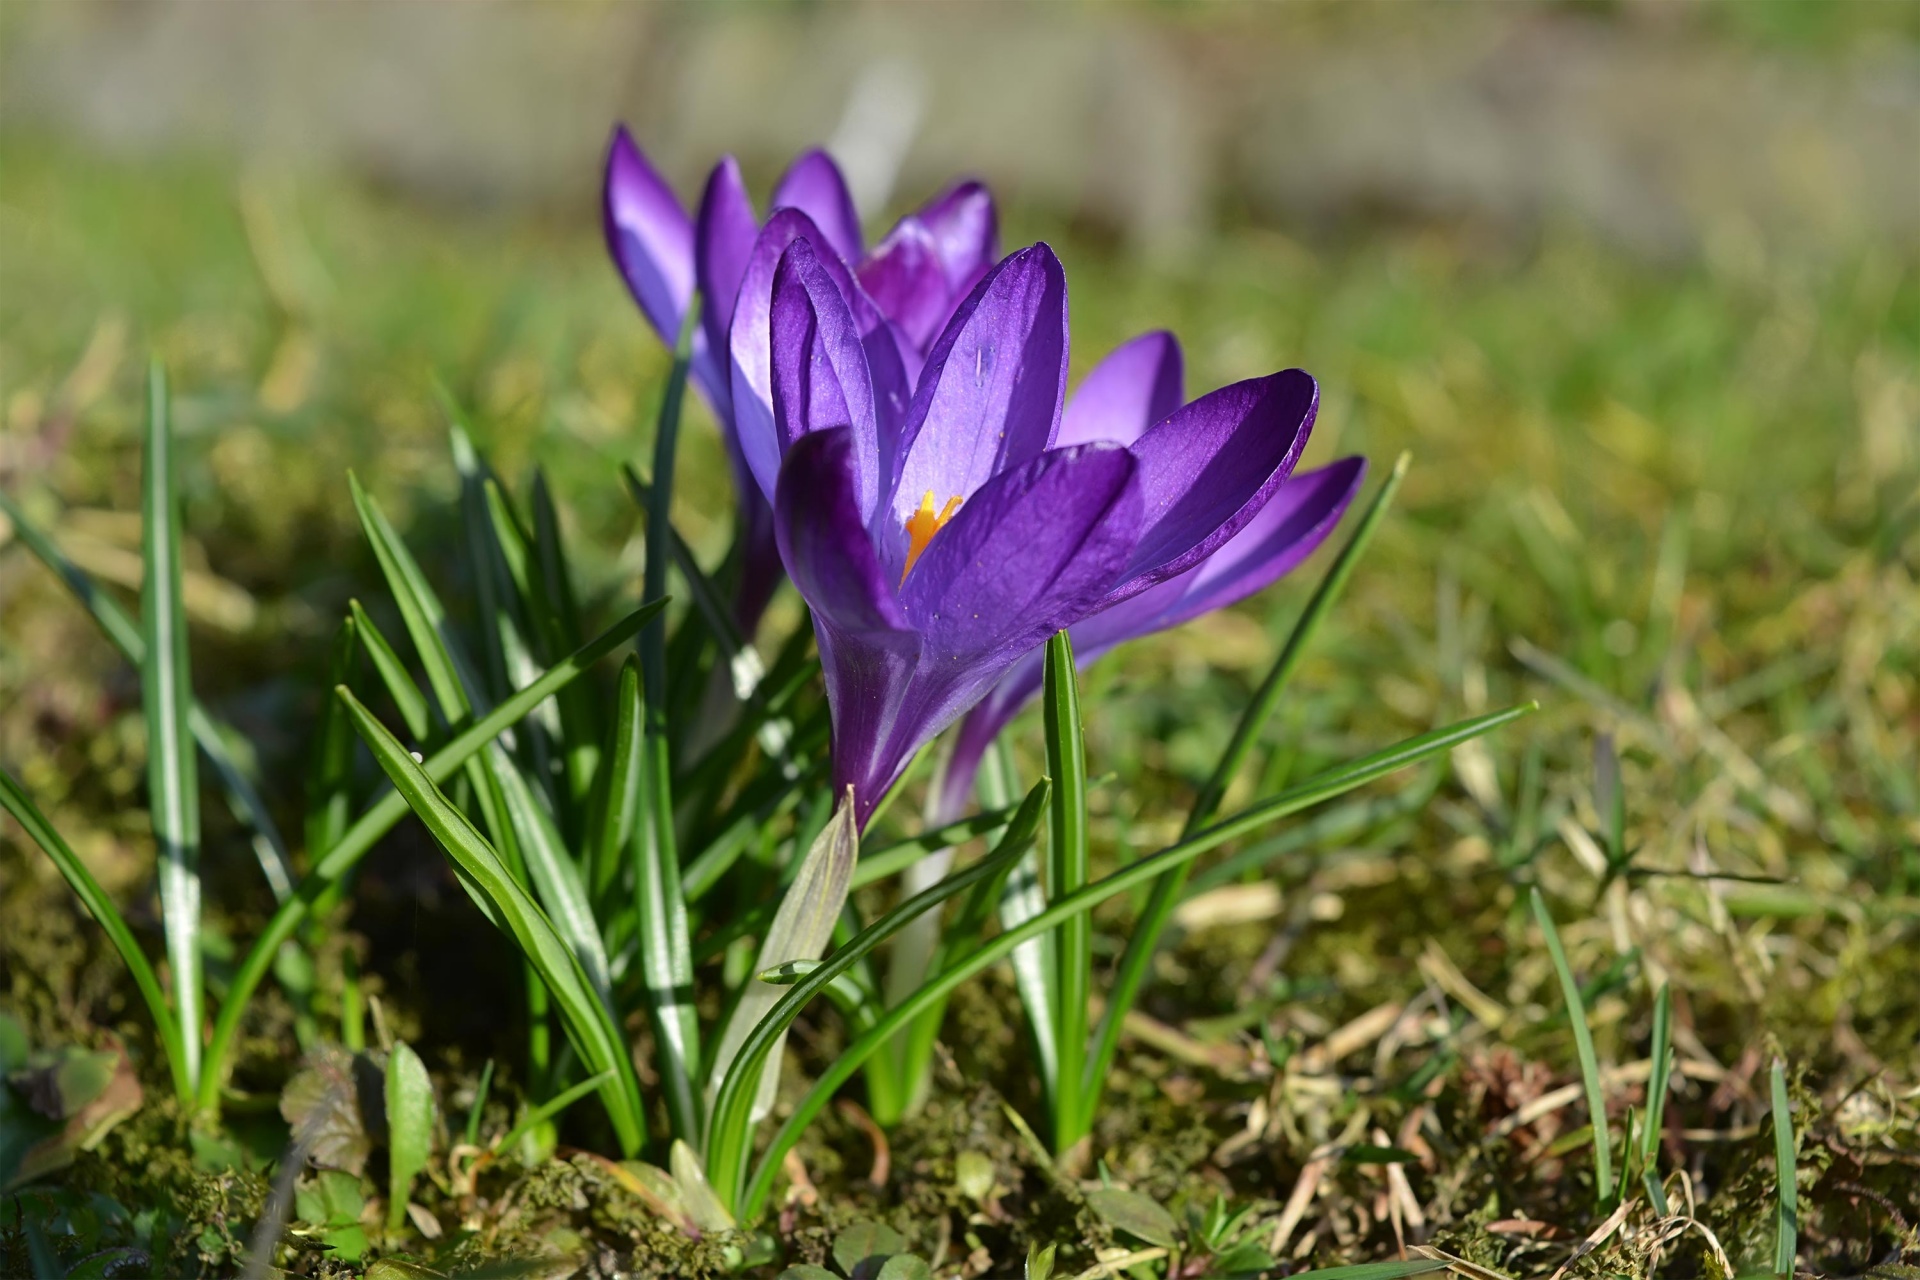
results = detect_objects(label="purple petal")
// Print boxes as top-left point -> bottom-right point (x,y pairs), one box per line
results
1110,368 -> 1318,599
771,148 -> 863,264
732,212 -> 913,509
888,245 -> 1070,572
857,217 -> 953,356
692,156 -> 758,421
1154,456 -> 1366,626
1058,331 -> 1185,449
892,443 -> 1140,753
603,126 -> 694,345
912,180 -> 1000,297
774,428 -> 921,816
770,238 -> 883,520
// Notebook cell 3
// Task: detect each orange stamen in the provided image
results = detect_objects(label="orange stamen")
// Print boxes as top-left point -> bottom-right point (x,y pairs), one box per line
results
901,490 -> 964,584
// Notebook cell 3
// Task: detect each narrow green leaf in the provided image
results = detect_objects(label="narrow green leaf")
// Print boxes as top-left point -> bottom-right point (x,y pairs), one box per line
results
736,704 -> 1534,1217
340,688 -> 646,1155
306,615 -> 362,859
347,601 -> 433,741
490,1069 -> 613,1157
384,1040 -> 434,1231
640,299 -> 697,709
622,467 -> 747,664
993,739 -> 1058,1099
530,469 -> 598,811
198,601 -> 663,1113
465,1057 -> 495,1149
1644,981 -> 1672,1166
707,791 -> 858,1130
635,756 -> 701,1143
1531,887 -> 1613,1206
140,358 -> 203,1095
347,472 -> 481,720
708,781 -> 1050,1211
1041,630 -> 1090,1152
1,768 -> 189,1099
1081,452 -> 1409,1127
0,486 -> 294,901
851,802 -> 1020,890
494,751 -> 613,1007
589,657 -> 645,904
1190,451 -> 1409,830
1772,1058 -> 1798,1276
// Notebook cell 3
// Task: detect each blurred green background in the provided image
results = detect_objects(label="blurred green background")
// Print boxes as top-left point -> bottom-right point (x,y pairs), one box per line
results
2,0 -> 1917,1195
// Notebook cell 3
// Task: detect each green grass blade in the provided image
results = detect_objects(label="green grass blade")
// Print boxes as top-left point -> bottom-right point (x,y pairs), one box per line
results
641,298 -> 697,706
1042,631 -> 1090,1152
589,657 -> 646,905
628,674 -> 701,1145
707,791 -> 857,1139
0,486 -> 295,902
736,703 -> 1534,1218
491,1069 -> 615,1157
347,600 -> 433,740
622,467 -> 747,664
197,600 -> 663,1112
1771,1058 -> 1797,1275
339,687 -> 647,1155
140,358 -> 203,1096
850,803 -> 1020,890
1079,452 -> 1409,1123
708,782 -> 1049,1209
494,751 -> 614,1007
464,1057 -> 495,1148
1189,451 -> 1408,832
348,471 -> 482,721
993,739 -> 1059,1100
305,615 -> 361,859
1531,887 -> 1613,1206
0,767 -> 190,1099
530,469 -> 598,812
1644,981 -> 1672,1167
384,1040 -> 434,1231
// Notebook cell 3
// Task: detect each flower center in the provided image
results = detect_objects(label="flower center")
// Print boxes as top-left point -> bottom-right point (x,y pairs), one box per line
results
901,490 -> 964,584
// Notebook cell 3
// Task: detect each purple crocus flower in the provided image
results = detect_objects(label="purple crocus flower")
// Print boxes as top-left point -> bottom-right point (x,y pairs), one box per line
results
752,229 -> 1330,828
926,334 -> 1367,823
603,127 -> 998,628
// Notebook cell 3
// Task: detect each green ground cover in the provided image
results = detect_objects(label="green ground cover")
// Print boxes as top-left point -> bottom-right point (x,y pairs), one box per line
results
1,131 -> 1916,1277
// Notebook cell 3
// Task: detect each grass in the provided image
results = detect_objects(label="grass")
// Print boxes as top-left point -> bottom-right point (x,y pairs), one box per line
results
1,123 -> 1917,1279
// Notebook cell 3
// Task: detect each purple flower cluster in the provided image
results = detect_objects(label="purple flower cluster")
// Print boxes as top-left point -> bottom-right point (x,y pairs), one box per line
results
605,131 -> 1363,828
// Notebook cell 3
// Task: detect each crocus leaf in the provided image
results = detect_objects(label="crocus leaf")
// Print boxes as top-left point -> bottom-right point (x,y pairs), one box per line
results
306,615 -> 362,860
1042,630 -> 1090,1152
737,703 -> 1534,1218
383,1041 -> 433,1232
199,599 -> 665,1115
670,1139 -> 736,1234
346,601 -> 432,742
494,753 -> 614,1007
707,791 -> 858,1126
0,485 -> 294,902
706,780 -> 1049,1211
0,771 -> 188,1100
1531,887 -> 1612,1206
340,686 -> 647,1156
140,359 -> 203,1098
1086,1187 -> 1178,1248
